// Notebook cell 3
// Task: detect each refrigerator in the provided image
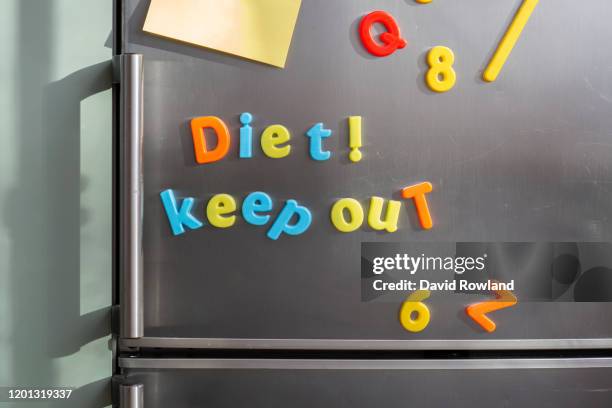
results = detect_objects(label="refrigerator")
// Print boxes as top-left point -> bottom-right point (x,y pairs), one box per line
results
113,1 -> 612,406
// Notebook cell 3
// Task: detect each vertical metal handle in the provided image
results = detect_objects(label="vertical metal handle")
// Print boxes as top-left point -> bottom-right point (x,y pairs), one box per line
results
118,54 -> 144,339
120,384 -> 144,408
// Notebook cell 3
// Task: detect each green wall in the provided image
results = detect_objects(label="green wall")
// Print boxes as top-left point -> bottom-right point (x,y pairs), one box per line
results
0,1 -> 113,407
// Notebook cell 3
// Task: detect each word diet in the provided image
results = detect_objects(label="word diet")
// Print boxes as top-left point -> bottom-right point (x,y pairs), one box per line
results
161,113 -> 434,240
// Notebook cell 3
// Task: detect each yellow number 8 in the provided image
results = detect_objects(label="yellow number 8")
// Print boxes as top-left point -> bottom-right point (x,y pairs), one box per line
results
426,46 -> 456,93
399,289 -> 431,332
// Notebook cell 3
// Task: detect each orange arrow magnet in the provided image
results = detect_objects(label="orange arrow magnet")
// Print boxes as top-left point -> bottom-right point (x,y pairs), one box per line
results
465,285 -> 517,333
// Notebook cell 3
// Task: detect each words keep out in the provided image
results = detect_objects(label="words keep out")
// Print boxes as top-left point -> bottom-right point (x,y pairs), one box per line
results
160,182 -> 433,241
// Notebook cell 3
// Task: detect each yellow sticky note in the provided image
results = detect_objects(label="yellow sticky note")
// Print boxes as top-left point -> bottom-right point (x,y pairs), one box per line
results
143,0 -> 302,68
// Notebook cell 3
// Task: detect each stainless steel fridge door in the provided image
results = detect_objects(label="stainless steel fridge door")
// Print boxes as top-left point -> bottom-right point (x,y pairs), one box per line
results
118,0 -> 612,347
118,358 -> 612,407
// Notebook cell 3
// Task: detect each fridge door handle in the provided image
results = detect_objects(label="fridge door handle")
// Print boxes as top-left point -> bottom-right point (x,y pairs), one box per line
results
120,384 -> 144,408
115,53 -> 144,339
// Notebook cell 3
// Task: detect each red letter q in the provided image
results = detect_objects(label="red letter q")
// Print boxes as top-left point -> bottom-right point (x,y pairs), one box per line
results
359,10 -> 407,57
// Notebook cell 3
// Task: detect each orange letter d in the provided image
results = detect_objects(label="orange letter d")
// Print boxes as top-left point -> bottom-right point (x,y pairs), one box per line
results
190,116 -> 230,164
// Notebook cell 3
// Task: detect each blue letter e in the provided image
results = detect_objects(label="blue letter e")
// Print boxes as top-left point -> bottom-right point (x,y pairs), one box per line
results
160,189 -> 203,236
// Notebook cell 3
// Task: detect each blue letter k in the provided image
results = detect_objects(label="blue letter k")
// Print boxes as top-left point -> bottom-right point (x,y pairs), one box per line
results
160,189 -> 204,236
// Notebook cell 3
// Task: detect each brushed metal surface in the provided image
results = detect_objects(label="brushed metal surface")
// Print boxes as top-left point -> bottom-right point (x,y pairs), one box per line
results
119,357 -> 612,370
119,53 -> 144,339
121,0 -> 612,342
122,364 -> 612,407
119,384 -> 143,408
119,336 -> 612,350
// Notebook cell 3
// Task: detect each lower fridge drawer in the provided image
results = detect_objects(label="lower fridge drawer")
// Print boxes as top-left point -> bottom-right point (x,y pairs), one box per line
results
118,358 -> 612,408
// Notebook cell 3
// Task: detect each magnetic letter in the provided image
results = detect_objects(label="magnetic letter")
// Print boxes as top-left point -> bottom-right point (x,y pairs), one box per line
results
207,194 -> 237,228
239,112 -> 253,158
267,200 -> 312,240
261,124 -> 291,158
160,189 -> 203,236
359,11 -> 407,57
190,116 -> 230,164
401,182 -> 434,229
242,191 -> 273,226
367,196 -> 401,233
331,198 -> 364,232
306,122 -> 332,161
